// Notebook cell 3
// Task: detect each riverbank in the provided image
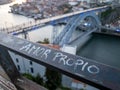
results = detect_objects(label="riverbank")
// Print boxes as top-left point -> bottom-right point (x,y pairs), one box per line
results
0,0 -> 12,5
10,0 -> 72,20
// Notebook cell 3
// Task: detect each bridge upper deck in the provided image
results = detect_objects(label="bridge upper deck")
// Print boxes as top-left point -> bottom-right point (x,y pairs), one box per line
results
0,6 -> 108,34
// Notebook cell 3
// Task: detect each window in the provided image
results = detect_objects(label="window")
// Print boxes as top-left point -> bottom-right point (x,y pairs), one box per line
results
30,67 -> 34,73
16,58 -> 19,63
17,65 -> 20,71
29,61 -> 33,65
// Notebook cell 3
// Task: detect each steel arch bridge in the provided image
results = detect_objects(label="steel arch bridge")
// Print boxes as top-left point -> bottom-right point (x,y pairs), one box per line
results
0,6 -> 108,35
53,12 -> 101,46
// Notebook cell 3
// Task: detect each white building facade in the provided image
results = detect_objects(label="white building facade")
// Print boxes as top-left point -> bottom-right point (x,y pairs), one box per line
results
9,51 -> 46,77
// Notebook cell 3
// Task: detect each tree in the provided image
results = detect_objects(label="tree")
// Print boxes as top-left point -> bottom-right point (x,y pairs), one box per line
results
37,38 -> 49,44
23,73 -> 44,86
34,73 -> 44,86
45,68 -> 62,90
23,73 -> 35,81
43,38 -> 49,44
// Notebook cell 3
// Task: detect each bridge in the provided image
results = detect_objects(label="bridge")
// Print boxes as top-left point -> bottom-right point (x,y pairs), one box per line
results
0,6 -> 108,35
0,5 -> 111,47
53,11 -> 101,46
0,32 -> 120,90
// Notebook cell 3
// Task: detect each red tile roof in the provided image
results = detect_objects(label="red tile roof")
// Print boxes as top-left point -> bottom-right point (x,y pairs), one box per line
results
41,44 -> 60,50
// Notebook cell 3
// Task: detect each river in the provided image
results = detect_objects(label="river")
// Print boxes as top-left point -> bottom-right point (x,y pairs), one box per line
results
77,33 -> 120,69
0,1 -> 55,42
0,1 -> 32,27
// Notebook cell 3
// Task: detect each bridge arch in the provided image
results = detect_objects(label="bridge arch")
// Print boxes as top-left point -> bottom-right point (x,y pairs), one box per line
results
77,12 -> 101,31
55,12 -> 101,46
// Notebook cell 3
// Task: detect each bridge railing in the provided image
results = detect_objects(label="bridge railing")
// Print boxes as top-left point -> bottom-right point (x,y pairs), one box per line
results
0,32 -> 119,90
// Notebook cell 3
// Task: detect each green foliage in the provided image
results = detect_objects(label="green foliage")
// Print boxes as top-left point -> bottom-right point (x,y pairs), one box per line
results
101,7 -> 120,25
34,73 -> 44,85
45,68 -> 62,90
60,86 -> 72,90
37,38 -> 49,44
22,68 -> 70,90
23,72 -> 73,90
23,73 -> 35,81
79,88 -> 86,90
43,38 -> 49,44
101,7 -> 115,19
23,73 -> 44,86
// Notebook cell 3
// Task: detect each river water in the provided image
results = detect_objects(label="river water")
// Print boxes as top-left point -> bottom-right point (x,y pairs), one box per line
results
0,2 -> 33,27
77,33 -> 120,69
0,2 -> 54,42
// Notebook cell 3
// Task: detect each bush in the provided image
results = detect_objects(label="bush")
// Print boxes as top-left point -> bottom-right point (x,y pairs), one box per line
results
23,73 -> 35,81
60,86 -> 72,90
23,73 -> 44,86
37,38 -> 49,44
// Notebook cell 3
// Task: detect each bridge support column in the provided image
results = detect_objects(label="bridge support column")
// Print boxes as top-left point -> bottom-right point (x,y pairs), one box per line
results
52,25 -> 59,44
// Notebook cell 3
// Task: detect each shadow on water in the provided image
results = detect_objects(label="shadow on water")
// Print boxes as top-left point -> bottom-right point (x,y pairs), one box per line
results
77,33 -> 120,69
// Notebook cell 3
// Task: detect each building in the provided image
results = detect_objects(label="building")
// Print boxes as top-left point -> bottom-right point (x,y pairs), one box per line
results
9,51 -> 46,77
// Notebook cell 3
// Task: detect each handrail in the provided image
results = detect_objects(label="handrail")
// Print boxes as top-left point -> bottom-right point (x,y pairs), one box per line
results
0,32 -> 119,90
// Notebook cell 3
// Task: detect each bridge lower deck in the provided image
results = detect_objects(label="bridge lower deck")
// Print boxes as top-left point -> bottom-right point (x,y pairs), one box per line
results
77,33 -> 120,69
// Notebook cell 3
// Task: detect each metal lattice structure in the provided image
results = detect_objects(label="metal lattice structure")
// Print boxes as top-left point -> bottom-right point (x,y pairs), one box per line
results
53,12 -> 101,46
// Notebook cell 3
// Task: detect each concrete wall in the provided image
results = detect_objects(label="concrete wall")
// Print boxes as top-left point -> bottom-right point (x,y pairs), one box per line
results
69,33 -> 92,52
